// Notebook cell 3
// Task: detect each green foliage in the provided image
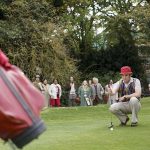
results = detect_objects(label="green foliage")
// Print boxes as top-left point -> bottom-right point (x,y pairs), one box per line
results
61,0 -> 146,83
1,0 -> 150,86
131,4 -> 150,54
84,70 -> 120,87
53,0 -> 63,7
0,0 -> 80,85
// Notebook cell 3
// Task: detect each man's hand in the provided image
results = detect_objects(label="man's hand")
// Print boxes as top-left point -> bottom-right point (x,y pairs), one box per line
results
118,96 -> 125,102
118,95 -> 130,102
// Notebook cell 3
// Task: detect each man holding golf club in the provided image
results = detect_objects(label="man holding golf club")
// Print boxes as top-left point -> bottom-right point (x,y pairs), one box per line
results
108,66 -> 141,127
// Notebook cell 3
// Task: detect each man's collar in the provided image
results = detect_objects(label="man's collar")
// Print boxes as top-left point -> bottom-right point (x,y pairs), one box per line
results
122,77 -> 133,85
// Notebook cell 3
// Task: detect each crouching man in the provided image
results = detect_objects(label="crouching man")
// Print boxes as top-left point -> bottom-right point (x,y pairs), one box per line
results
108,66 -> 141,127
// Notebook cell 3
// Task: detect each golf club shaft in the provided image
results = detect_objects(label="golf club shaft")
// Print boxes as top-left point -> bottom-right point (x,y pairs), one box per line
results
110,99 -> 113,127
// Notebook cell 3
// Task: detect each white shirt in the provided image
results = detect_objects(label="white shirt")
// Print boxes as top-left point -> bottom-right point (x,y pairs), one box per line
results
48,83 -> 62,99
70,83 -> 76,94
105,84 -> 118,105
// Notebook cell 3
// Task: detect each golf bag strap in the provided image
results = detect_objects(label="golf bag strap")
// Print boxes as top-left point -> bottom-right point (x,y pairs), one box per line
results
0,68 -> 37,123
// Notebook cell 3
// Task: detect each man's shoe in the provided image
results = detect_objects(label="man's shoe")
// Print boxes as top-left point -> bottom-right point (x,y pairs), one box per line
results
131,122 -> 138,127
119,117 -> 129,126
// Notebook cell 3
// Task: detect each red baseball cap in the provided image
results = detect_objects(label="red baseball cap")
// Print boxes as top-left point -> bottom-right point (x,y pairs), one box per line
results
120,66 -> 132,75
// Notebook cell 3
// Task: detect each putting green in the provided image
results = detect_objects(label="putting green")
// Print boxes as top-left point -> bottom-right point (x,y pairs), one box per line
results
0,97 -> 150,150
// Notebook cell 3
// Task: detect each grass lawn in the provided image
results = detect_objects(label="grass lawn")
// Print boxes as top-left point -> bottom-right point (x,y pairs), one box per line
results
0,97 -> 150,150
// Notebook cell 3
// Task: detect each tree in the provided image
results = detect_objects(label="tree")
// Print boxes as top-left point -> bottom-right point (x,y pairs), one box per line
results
0,0 -> 80,85
62,0 -> 145,81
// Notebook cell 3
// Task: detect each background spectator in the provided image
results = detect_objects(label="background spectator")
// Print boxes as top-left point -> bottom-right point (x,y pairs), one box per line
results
78,80 -> 92,106
42,79 -> 50,108
67,76 -> 77,107
105,80 -> 118,105
91,77 -> 104,105
49,79 -> 62,107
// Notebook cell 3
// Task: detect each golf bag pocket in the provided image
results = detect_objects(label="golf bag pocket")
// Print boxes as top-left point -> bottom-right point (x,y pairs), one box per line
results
0,50 -> 46,148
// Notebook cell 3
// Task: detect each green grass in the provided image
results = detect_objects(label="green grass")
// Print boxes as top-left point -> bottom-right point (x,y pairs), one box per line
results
1,97 -> 150,150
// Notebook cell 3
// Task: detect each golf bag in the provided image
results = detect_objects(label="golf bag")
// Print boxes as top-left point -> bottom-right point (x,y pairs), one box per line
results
0,50 -> 46,148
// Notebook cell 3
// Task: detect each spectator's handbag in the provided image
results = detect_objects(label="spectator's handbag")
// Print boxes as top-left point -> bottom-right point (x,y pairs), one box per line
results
85,97 -> 91,106
0,50 -> 46,148
75,97 -> 80,104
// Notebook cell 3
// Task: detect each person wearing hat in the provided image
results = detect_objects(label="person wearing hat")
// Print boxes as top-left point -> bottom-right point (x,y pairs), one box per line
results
108,66 -> 141,127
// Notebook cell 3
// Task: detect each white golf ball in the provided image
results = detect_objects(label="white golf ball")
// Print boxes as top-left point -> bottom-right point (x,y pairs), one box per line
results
110,127 -> 113,131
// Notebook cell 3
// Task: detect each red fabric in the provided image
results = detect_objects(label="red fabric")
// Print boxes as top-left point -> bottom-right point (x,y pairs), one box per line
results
120,66 -> 132,75
0,49 -> 11,68
50,98 -> 61,107
0,50 -> 45,140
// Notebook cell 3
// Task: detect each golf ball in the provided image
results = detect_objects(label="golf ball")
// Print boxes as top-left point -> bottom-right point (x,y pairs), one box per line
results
110,128 -> 113,131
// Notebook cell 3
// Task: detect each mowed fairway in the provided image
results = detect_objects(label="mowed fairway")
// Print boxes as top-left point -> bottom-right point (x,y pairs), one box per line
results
0,97 -> 150,150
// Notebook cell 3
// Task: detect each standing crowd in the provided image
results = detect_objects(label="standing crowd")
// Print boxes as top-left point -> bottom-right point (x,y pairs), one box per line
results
33,76 -> 62,108
32,75 -> 109,108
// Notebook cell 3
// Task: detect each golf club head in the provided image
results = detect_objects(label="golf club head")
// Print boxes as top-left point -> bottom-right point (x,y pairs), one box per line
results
108,122 -> 113,128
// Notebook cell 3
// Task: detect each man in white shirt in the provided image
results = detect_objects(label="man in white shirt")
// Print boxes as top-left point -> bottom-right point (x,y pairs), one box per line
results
108,66 -> 141,127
